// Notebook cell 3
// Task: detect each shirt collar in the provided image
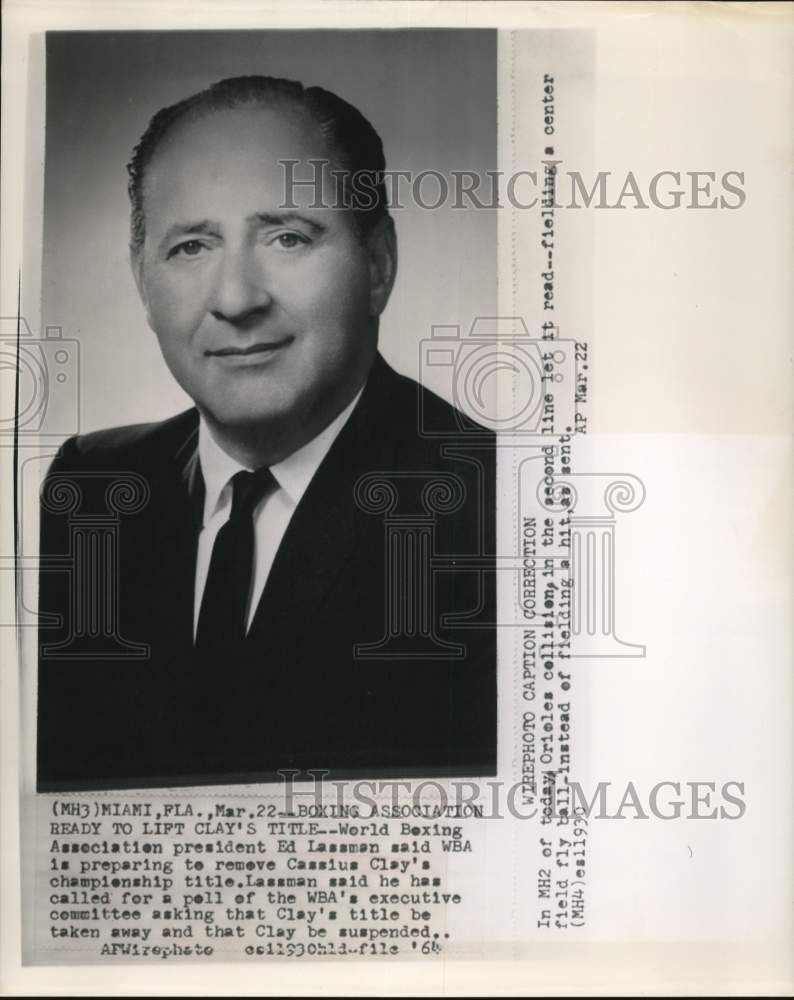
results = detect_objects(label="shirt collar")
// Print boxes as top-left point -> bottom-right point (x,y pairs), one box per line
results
198,388 -> 364,524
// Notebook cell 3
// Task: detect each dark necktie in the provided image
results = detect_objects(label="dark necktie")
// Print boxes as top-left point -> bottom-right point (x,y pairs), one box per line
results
194,467 -> 277,655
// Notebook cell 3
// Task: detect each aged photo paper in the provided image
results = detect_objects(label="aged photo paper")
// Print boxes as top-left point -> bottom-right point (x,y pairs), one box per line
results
1,1 -> 792,995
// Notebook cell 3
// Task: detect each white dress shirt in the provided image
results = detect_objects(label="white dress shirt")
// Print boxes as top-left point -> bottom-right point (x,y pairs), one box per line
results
193,391 -> 363,636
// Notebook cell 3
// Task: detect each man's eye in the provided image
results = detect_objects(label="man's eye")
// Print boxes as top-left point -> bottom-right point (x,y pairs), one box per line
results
168,240 -> 207,258
273,232 -> 309,250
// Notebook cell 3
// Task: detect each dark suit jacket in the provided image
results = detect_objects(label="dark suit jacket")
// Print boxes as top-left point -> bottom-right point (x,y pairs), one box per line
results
37,355 -> 496,790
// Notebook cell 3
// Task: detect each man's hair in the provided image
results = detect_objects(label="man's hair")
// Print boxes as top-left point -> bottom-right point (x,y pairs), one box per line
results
126,75 -> 390,253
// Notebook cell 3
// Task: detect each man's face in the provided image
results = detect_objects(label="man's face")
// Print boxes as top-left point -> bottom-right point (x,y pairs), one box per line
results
132,103 -> 392,438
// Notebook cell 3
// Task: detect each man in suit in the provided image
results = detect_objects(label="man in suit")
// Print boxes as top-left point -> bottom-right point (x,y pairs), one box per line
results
37,76 -> 496,791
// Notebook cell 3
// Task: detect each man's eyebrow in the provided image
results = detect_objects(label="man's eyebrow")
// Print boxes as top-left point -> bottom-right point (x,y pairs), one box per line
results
251,212 -> 327,236
158,220 -> 217,252
156,213 -> 327,253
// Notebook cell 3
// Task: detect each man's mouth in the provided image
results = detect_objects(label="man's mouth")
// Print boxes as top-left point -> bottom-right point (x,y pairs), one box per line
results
206,336 -> 294,358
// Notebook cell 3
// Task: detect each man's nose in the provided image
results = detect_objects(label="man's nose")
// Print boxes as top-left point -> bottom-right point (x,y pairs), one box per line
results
209,247 -> 272,325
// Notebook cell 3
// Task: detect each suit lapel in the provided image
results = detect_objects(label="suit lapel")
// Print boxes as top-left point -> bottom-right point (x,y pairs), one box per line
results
156,360 -> 403,647
146,412 -> 201,656
246,356 -> 398,640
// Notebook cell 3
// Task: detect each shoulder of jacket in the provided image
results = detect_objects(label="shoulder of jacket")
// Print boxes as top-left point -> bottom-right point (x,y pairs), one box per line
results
50,409 -> 197,471
375,358 -> 495,446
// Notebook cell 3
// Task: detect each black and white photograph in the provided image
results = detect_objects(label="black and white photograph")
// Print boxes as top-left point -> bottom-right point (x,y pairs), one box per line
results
1,1 -> 792,995
35,30 -> 498,791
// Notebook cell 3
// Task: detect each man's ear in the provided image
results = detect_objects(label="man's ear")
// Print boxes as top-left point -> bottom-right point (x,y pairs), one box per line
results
129,247 -> 151,320
365,216 -> 398,318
